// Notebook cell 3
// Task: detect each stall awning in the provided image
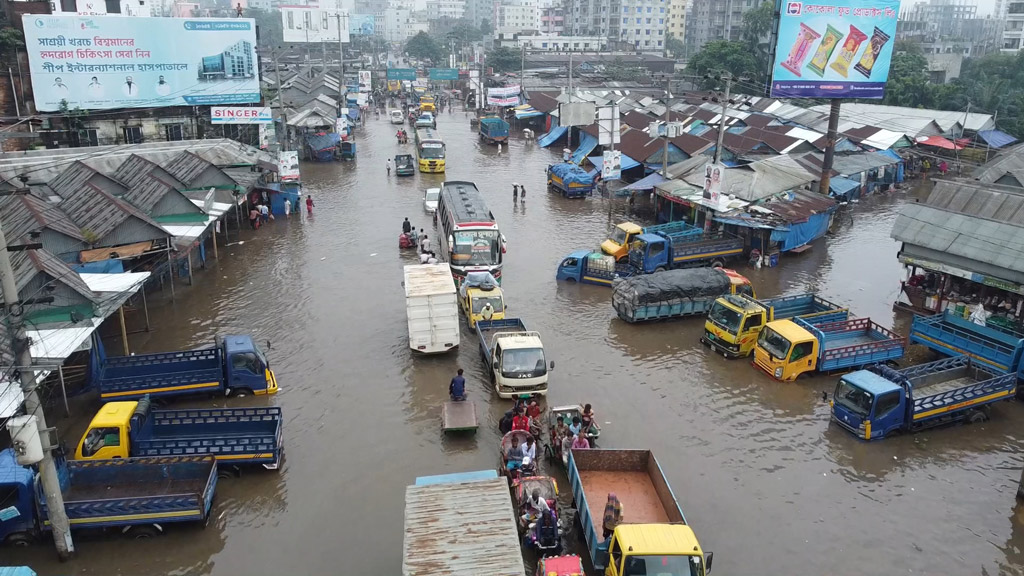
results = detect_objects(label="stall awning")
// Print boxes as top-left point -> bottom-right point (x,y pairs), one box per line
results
588,153 -> 641,174
623,171 -> 667,191
978,129 -> 1019,149
346,107 -> 360,120
916,135 -> 963,150
514,105 -> 544,119
829,176 -> 860,198
538,125 -> 567,147
570,132 -> 598,164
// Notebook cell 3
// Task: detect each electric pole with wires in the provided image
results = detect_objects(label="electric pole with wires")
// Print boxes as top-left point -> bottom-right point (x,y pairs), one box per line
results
0,215 -> 74,558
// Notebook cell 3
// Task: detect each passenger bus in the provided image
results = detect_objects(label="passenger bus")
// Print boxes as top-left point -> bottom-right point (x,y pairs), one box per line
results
415,128 -> 446,173
437,181 -> 504,285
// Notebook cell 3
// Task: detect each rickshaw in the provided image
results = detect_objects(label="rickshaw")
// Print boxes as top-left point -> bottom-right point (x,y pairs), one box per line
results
340,141 -> 356,160
499,430 -> 535,480
512,475 -> 558,534
545,405 -> 601,465
535,555 -> 585,576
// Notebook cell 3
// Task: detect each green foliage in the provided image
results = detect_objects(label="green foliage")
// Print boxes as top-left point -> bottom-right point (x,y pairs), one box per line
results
479,19 -> 493,36
882,42 -> 933,108
249,8 -> 283,46
686,40 -> 763,89
665,32 -> 685,59
0,27 -> 22,66
741,0 -> 774,49
448,18 -> 483,43
487,46 -> 521,74
405,31 -> 445,63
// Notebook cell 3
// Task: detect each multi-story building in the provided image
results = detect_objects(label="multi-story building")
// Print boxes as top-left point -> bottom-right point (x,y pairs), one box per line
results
683,0 -> 757,55
464,0 -> 493,26
1005,1 -> 1024,50
494,0 -> 539,33
665,0 -> 685,53
425,0 -> 466,19
539,5 -> 564,33
903,0 -> 978,39
564,0 -> 667,52
493,31 -> 604,49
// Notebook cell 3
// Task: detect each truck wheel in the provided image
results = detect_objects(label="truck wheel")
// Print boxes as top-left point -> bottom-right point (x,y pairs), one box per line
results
655,266 -> 666,273
129,525 -> 161,539
710,259 -> 725,268
218,467 -> 240,479
968,410 -> 988,424
5,532 -> 33,547
230,388 -> 252,398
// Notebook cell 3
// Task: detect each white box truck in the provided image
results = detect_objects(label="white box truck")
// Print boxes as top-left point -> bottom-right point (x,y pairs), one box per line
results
404,263 -> 460,354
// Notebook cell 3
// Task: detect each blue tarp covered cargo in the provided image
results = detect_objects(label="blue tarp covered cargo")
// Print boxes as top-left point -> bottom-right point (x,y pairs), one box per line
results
547,163 -> 595,198
306,133 -> 341,162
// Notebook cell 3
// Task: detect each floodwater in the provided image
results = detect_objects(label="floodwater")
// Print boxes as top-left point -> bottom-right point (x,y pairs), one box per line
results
11,105 -> 1024,576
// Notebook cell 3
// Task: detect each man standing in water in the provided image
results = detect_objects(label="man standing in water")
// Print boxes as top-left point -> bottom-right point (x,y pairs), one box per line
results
306,195 -> 314,214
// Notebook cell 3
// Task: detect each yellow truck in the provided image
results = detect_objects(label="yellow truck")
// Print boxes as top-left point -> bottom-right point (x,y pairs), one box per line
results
702,293 -> 848,358
601,222 -> 643,261
459,272 -> 505,328
419,96 -> 436,113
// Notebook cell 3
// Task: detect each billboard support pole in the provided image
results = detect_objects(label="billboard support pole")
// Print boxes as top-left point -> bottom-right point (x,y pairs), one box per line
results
272,46 -> 288,149
818,99 -> 841,196
337,13 -> 346,103
712,74 -> 732,165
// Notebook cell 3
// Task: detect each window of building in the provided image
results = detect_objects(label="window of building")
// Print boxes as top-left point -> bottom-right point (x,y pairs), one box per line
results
636,17 -> 641,22
646,17 -> 651,23
646,28 -> 650,34
71,128 -> 99,147
659,18 -> 663,23
287,11 -> 294,28
623,17 -> 628,22
646,6 -> 652,12
165,124 -> 184,141
657,39 -> 663,46
636,6 -> 641,12
123,126 -> 143,144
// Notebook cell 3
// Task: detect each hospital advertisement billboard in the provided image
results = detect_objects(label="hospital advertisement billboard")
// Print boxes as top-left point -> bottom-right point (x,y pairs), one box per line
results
23,15 -> 261,112
769,0 -> 898,99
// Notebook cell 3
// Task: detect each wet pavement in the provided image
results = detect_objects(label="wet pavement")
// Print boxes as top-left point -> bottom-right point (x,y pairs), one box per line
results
11,105 -> 1024,576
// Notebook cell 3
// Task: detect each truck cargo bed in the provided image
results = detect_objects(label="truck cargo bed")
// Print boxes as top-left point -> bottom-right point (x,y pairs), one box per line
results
578,470 -> 671,525
910,311 -> 1022,372
134,407 -> 282,466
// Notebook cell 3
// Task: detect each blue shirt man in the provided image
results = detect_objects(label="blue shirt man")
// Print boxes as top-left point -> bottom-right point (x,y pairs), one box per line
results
449,368 -> 466,400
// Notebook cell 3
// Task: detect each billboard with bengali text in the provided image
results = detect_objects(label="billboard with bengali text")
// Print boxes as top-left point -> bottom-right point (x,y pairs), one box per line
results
387,68 -> 416,80
769,0 -> 899,99
23,15 -> 260,112
429,68 -> 458,80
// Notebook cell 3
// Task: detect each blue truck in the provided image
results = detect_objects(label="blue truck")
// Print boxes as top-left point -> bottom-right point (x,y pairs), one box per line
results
629,226 -> 745,274
92,335 -> 277,402
612,267 -> 755,323
754,317 -> 906,381
0,448 -> 217,546
475,318 -> 551,398
547,163 -> 595,198
831,356 -> 1017,440
74,397 -> 284,473
556,250 -> 635,286
909,311 -> 1024,387
479,116 -> 510,144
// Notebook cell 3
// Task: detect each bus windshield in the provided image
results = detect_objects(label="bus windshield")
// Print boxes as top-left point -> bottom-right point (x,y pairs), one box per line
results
419,142 -> 445,159
452,230 -> 501,267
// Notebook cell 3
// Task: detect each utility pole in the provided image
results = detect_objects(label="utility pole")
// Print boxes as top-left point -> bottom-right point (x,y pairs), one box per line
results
713,74 -> 732,165
817,99 -> 840,196
567,50 -> 573,150
662,79 -> 671,178
0,218 -> 73,559
337,12 -> 346,102
272,46 -> 288,150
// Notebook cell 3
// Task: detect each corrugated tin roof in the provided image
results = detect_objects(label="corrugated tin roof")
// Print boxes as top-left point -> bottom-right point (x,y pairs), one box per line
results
122,173 -> 179,214
925,180 -> 1024,226
616,128 -> 664,162
817,102 -> 995,134
0,192 -> 85,243
11,247 -> 95,301
622,109 -> 655,129
680,154 -> 817,202
53,162 -> 165,242
892,202 -> 1024,277
403,476 -> 524,576
670,132 -> 713,156
974,142 -> 1024,184
758,189 -> 837,223
528,91 -> 560,113
800,151 -> 899,175
165,151 -> 214,187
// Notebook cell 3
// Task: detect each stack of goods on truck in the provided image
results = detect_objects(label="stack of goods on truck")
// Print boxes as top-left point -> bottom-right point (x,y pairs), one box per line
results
612,268 -> 734,323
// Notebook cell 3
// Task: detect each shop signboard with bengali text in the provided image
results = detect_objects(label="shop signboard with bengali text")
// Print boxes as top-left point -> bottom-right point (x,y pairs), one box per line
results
211,106 -> 272,124
23,15 -> 260,112
769,0 -> 899,99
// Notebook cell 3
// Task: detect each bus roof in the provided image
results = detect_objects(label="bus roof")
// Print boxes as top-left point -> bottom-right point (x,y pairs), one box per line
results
440,181 -> 495,226
416,127 -> 442,141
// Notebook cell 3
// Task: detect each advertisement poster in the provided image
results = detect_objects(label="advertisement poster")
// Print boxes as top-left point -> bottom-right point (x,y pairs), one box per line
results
358,70 -> 371,92
349,14 -> 375,35
211,106 -> 271,124
487,85 -> 520,107
702,163 -> 724,204
602,150 -> 622,181
769,0 -> 898,99
24,15 -> 260,112
278,151 -> 300,181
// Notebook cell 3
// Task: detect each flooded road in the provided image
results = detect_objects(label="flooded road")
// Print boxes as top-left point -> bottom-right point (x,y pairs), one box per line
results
11,106 -> 1024,576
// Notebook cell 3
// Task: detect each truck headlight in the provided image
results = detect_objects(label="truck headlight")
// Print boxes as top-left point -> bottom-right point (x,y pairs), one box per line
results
774,367 -> 783,378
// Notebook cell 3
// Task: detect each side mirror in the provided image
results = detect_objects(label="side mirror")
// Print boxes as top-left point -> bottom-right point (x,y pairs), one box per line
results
549,360 -> 555,370
705,551 -> 713,573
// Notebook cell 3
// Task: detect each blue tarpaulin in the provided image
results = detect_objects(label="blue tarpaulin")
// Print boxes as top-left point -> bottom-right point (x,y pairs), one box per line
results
306,133 -> 341,161
588,153 -> 641,174
346,107 -> 360,120
74,259 -> 124,273
879,149 -> 905,182
570,132 -> 598,164
771,211 -> 831,251
548,162 -> 596,197
828,176 -> 860,199
514,106 -> 544,120
978,129 -> 1018,149
538,125 -> 567,147
623,171 -> 667,191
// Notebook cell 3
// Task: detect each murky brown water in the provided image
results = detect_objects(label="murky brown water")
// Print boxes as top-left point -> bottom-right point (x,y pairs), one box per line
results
10,107 -> 1024,576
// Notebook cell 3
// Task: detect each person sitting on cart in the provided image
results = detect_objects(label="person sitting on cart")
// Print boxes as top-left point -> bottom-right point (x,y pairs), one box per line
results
552,416 -> 568,448
449,368 -> 466,401
512,407 -> 531,432
521,487 -> 549,525
581,404 -> 596,430
506,436 -> 524,470
569,416 -> 583,436
561,429 -> 574,465
499,409 -> 514,435
522,435 -> 537,462
535,509 -> 558,549
571,433 -> 591,450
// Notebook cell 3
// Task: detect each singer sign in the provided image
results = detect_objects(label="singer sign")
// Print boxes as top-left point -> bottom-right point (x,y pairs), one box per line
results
211,106 -> 273,124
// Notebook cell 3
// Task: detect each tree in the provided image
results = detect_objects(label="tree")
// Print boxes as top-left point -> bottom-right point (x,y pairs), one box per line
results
249,8 -> 283,47
479,19 -> 493,36
664,32 -> 685,59
882,41 -> 933,108
686,40 -> 762,89
740,0 -> 773,83
487,46 -> 521,73
449,18 -> 482,43
405,31 -> 445,63
0,27 -> 22,67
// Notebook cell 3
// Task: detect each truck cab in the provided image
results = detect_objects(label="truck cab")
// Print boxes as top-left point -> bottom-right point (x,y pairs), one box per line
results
0,449 -> 37,544
753,320 -> 819,381
703,294 -> 766,358
493,334 -> 549,398
602,222 -> 643,261
461,283 -> 505,328
75,401 -> 137,460
221,335 -> 276,396
419,96 -> 436,113
604,525 -> 712,576
831,370 -> 903,440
